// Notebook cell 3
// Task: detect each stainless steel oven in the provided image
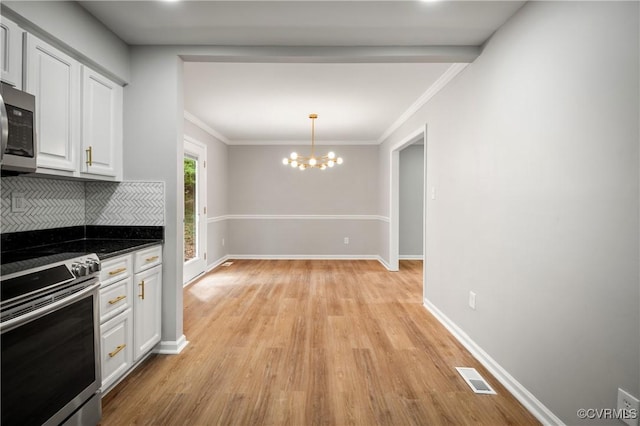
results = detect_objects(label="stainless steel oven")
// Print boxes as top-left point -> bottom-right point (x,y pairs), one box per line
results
0,81 -> 37,174
1,254 -> 102,426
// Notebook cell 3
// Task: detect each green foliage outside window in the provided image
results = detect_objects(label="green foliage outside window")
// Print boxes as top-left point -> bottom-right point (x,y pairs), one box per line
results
184,158 -> 196,261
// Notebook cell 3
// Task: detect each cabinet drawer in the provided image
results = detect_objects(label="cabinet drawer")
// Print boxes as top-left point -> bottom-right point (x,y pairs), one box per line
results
134,246 -> 162,273
100,309 -> 133,392
100,254 -> 132,287
100,276 -> 132,323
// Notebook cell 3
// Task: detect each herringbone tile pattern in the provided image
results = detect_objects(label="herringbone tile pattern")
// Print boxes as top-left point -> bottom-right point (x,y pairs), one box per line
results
1,177 -> 165,233
86,182 -> 164,226
1,177 -> 85,233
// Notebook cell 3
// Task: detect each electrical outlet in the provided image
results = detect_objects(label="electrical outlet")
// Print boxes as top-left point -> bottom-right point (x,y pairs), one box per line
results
617,388 -> 639,426
344,237 -> 349,245
468,291 -> 476,310
11,192 -> 26,213
222,238 -> 225,246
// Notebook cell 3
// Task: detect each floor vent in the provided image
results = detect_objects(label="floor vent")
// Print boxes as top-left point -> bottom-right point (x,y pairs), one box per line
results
455,367 -> 497,395
222,261 -> 234,267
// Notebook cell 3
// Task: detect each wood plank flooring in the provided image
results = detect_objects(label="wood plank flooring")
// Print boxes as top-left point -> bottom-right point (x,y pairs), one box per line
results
100,259 -> 539,425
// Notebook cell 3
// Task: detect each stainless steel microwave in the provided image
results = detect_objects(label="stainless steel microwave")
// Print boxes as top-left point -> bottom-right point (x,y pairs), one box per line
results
1,82 -> 37,174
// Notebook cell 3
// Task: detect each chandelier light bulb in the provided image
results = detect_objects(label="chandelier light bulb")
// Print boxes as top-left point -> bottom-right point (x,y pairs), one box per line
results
281,114 -> 343,171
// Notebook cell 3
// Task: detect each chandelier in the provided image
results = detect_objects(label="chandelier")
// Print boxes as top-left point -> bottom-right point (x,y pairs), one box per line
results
282,114 -> 343,171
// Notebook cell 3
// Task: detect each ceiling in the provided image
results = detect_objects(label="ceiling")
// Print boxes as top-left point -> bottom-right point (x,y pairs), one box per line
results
79,1 -> 526,145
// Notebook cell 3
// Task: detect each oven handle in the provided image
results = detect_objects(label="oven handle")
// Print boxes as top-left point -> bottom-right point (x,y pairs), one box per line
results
0,281 -> 100,333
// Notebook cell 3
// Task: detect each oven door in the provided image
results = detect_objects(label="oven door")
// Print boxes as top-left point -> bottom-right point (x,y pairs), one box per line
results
1,281 -> 101,426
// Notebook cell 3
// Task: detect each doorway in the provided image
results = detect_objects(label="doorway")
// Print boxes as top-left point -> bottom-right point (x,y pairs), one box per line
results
389,125 -> 426,272
399,142 -> 424,261
183,136 -> 207,284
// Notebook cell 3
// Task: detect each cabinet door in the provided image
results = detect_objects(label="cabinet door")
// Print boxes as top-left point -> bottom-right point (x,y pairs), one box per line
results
25,33 -> 80,173
81,66 -> 122,179
100,308 -> 133,392
133,265 -> 162,361
0,16 -> 23,89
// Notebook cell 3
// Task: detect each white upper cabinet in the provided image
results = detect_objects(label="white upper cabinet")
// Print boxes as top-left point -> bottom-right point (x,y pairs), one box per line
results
23,31 -> 123,181
25,33 -> 80,173
81,66 -> 122,179
0,16 -> 24,89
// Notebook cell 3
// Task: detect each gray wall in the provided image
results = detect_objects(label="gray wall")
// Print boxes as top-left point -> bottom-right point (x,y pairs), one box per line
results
380,1 -> 639,424
123,46 -> 184,347
184,118 -> 229,268
399,144 -> 424,258
227,144 -> 380,257
2,1 -> 130,83
228,145 -> 378,215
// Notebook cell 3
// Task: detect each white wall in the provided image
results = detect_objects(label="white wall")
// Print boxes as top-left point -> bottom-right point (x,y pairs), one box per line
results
380,2 -> 639,424
399,144 -> 424,258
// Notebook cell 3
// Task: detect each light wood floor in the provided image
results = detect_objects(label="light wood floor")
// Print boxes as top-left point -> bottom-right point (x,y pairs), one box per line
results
101,259 -> 539,425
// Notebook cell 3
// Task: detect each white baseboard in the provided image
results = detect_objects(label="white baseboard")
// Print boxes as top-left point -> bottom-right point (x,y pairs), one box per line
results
207,255 -> 231,272
154,335 -> 189,355
376,256 -> 393,271
399,255 -> 424,260
206,254 -> 393,271
423,299 -> 564,426
226,254 -> 381,261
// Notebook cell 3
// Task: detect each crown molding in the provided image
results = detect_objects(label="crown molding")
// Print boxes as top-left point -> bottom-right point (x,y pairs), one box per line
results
184,110 -> 231,144
377,63 -> 469,144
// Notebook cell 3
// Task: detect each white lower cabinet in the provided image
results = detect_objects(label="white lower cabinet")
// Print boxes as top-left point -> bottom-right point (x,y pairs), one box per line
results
100,309 -> 133,391
133,265 -> 162,361
98,245 -> 162,392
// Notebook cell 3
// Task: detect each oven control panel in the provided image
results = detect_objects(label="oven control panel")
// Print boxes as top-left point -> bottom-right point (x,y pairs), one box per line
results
71,258 -> 101,277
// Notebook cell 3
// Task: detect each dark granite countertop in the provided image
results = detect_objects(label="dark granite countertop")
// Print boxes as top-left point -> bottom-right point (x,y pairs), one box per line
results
1,226 -> 164,276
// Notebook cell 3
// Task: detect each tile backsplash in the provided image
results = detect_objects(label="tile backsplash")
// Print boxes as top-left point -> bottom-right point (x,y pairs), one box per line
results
1,177 -> 85,233
86,182 -> 164,226
1,176 -> 165,233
